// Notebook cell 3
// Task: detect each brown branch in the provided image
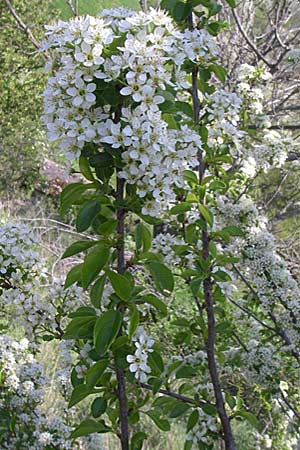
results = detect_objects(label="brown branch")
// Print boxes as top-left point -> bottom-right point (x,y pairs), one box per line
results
232,265 -> 300,363
66,0 -> 79,17
138,382 -> 210,407
202,231 -> 236,450
227,297 -> 276,333
231,7 -> 275,71
3,0 -> 49,59
187,11 -> 236,449
264,171 -> 289,208
279,388 -> 300,421
248,124 -> 300,131
115,174 -> 129,450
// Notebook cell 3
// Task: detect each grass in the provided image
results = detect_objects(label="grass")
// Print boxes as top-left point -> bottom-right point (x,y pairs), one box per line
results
49,0 -> 139,19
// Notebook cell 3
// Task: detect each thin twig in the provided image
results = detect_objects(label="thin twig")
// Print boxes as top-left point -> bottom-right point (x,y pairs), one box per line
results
3,0 -> 49,59
138,382 -> 209,407
231,6 -> 275,71
279,388 -> 300,421
232,264 -> 300,363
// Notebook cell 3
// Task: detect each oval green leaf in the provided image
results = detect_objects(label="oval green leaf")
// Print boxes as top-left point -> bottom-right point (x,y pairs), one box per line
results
93,309 -> 122,356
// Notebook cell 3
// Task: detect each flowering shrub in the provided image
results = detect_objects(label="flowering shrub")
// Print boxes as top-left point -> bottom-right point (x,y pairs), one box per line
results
38,3 -> 300,449
0,2 -> 298,450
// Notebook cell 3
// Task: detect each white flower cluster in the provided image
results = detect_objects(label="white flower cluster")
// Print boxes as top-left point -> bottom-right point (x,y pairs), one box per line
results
216,196 -> 260,231
234,63 -> 293,175
0,222 -> 44,287
243,226 -> 300,334
206,89 -> 242,123
242,339 -> 281,386
186,408 -> 217,445
152,232 -> 185,267
217,195 -> 300,356
2,272 -> 84,343
0,334 -> 73,449
126,326 -> 154,382
205,88 -> 245,149
236,63 -> 271,122
0,223 -> 86,343
41,8 -> 222,216
241,130 -> 293,177
117,114 -> 201,217
74,341 -> 95,379
0,334 -> 104,449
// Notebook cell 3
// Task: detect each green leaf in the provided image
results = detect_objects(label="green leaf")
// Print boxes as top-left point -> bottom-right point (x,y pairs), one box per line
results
198,204 -> 213,227
90,275 -> 107,308
76,200 -> 100,232
70,419 -> 111,438
91,397 -> 108,418
172,1 -> 192,22
234,410 -> 261,431
184,441 -> 193,450
107,271 -> 132,301
129,304 -> 140,339
175,101 -> 194,118
60,182 -> 95,216
172,317 -> 190,327
175,365 -> 196,379
187,410 -> 198,431
169,402 -> 190,418
225,0 -> 236,6
225,393 -> 236,409
62,240 -> 98,259
146,411 -> 171,431
68,384 -> 94,408
139,294 -> 167,317
202,403 -> 217,416
79,155 -> 95,181
90,152 -> 114,168
93,310 -> 122,356
135,223 -> 152,253
209,64 -> 227,83
69,306 -> 96,318
64,263 -> 83,289
111,335 -> 129,352
160,0 -> 177,12
130,432 -> 148,450
162,113 -> 179,129
97,219 -> 117,235
220,225 -> 244,237
183,170 -> 198,185
148,351 -> 164,375
63,316 -> 96,340
152,377 -> 163,394
86,360 -> 109,388
190,277 -> 202,296
146,262 -> 174,294
82,244 -> 109,290
138,213 -> 162,225
170,203 -> 192,215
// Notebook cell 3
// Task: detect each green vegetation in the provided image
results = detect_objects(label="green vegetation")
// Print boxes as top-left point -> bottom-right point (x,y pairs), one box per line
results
49,0 -> 139,19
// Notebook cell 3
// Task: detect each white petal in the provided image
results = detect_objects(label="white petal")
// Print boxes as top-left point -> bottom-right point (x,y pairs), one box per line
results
87,83 -> 96,92
73,96 -> 83,106
66,87 -> 77,97
120,86 -> 132,96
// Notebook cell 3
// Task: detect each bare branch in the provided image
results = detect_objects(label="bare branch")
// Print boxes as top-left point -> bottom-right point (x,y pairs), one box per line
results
138,382 -> 209,407
279,388 -> 300,421
232,265 -> 300,363
3,0 -> 49,59
231,7 -> 275,70
66,0 -> 78,17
